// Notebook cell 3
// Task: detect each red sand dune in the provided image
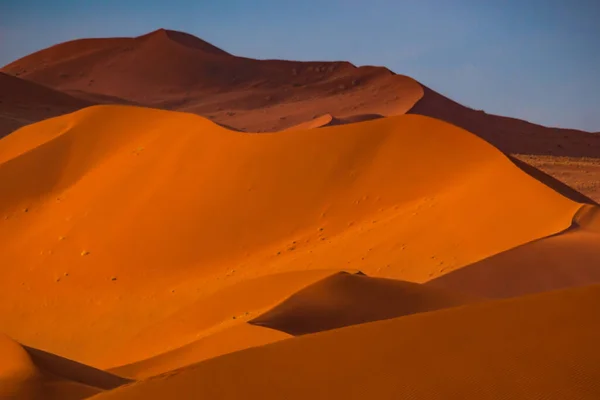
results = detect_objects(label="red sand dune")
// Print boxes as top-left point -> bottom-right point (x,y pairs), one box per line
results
2,29 -> 423,133
90,284 -> 600,400
3,28 -> 598,159
0,72 -> 91,138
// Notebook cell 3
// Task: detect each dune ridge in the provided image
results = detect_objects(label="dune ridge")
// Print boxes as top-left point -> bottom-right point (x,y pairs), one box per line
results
0,105 -> 584,368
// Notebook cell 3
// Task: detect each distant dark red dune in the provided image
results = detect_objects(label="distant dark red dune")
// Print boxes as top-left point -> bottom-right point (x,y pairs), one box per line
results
3,28 -> 597,159
0,72 -> 91,138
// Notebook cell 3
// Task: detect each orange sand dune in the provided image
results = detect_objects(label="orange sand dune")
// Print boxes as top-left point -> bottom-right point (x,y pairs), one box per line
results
0,72 -> 91,138
427,204 -> 600,298
249,271 -> 475,335
90,284 -> 600,399
0,334 -> 129,400
0,105 -> 584,367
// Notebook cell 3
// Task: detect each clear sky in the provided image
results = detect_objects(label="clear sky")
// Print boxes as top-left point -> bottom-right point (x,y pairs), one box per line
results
1,0 -> 599,131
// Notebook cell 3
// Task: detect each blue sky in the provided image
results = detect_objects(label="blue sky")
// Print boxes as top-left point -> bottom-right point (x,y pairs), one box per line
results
1,0 -> 599,131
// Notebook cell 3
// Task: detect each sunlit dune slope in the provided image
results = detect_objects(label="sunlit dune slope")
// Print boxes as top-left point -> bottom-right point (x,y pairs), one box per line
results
249,271 -> 475,335
91,284 -> 600,400
0,105 -> 581,367
0,334 -> 129,400
427,204 -> 600,298
0,72 -> 91,138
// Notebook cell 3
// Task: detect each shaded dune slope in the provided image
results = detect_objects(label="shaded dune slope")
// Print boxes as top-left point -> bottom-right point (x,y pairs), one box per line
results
0,334 -> 130,400
249,271 -> 476,335
0,105 -> 584,367
90,284 -> 600,400
0,72 -> 91,138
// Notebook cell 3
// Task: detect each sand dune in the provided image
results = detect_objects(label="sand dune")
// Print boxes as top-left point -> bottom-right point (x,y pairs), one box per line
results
2,29 -> 423,133
89,284 -> 600,399
0,105 -> 583,369
105,269 -> 344,368
0,334 -> 129,400
0,72 -> 91,138
4,29 -> 596,153
408,84 -> 600,158
1,27 -> 599,398
109,324 -> 290,379
108,272 -> 469,378
249,271 -> 475,335
4,29 -> 597,203
427,204 -> 600,298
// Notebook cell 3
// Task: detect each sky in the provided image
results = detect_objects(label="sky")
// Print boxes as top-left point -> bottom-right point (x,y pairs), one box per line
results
1,0 -> 599,131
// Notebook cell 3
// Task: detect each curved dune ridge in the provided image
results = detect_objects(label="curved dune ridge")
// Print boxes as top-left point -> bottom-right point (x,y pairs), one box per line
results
249,271 -> 476,335
89,284 -> 600,400
0,105 -> 588,369
284,113 -> 384,131
0,334 -> 129,400
427,204 -> 600,298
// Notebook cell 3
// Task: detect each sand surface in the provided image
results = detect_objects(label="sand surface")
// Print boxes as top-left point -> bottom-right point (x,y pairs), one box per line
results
0,106 -> 586,365
90,284 -> 600,399
1,28 -> 600,399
